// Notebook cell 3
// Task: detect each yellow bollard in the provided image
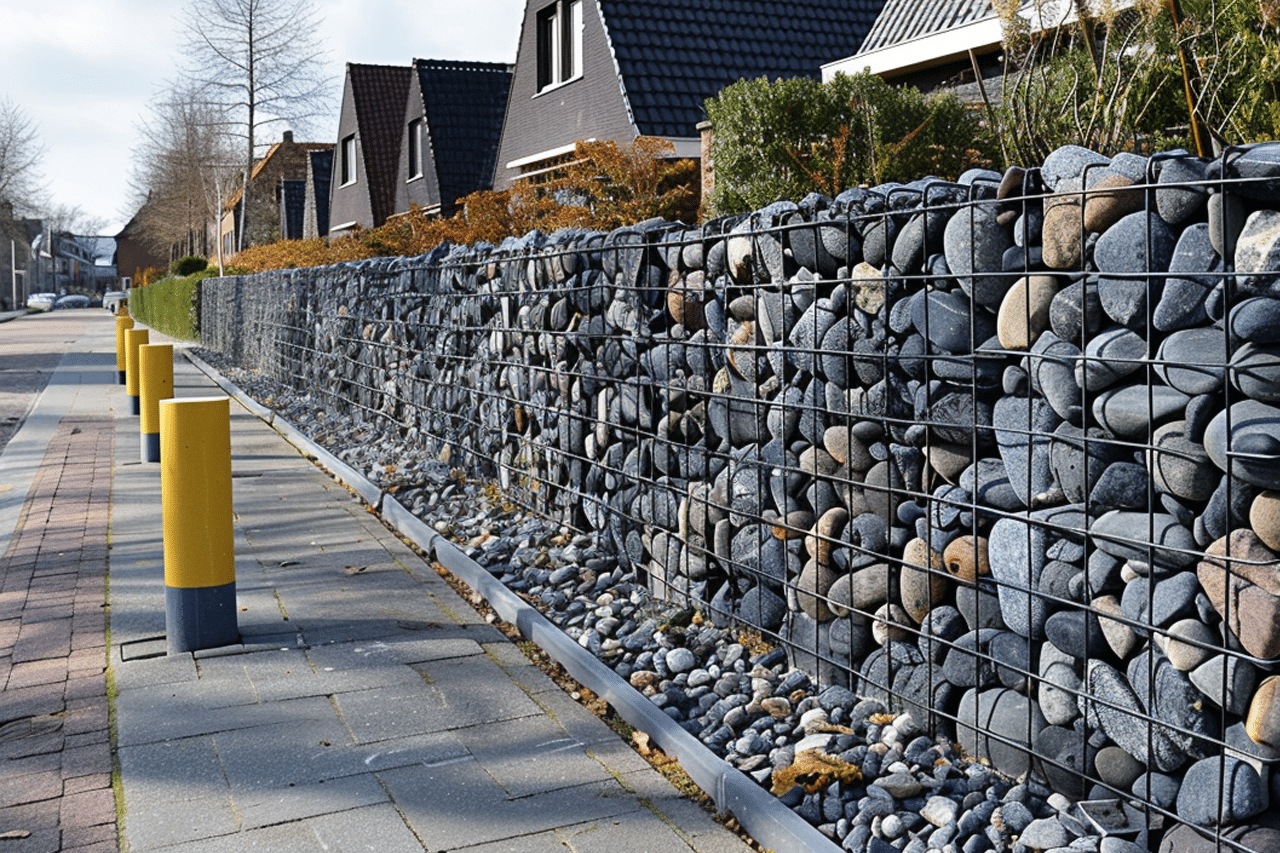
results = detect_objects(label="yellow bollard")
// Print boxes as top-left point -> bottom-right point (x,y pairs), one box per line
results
114,315 -> 135,385
160,396 -> 238,653
139,344 -> 174,463
124,327 -> 149,416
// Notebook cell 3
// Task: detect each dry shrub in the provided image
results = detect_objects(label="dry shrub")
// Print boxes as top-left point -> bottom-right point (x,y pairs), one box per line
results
229,138 -> 698,273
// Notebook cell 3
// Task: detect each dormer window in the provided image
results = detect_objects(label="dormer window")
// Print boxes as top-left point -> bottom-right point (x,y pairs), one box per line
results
536,0 -> 582,92
407,118 -> 423,180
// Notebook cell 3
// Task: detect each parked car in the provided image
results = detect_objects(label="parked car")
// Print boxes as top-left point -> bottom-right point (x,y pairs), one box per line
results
102,290 -> 128,313
26,293 -> 56,311
54,293 -> 91,310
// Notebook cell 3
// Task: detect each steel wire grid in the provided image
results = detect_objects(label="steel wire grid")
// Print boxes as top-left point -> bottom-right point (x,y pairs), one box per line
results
199,144 -> 1280,851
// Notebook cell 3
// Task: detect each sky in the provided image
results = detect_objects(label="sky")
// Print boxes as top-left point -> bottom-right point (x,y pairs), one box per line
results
0,0 -> 525,235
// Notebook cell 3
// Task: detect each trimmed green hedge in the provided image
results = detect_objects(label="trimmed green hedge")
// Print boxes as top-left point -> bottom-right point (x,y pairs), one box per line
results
128,270 -> 217,341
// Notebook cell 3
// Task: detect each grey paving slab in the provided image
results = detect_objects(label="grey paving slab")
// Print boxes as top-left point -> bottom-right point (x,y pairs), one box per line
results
414,653 -> 548,726
123,792 -> 240,851
455,712 -> 616,798
101,343 -> 754,853
117,737 -> 225,803
379,758 -> 645,851
116,693 -> 341,747
236,774 -> 388,830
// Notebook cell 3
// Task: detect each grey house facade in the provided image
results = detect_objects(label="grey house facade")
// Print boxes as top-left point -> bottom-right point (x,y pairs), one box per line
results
328,63 -> 414,236
493,0 -> 885,189
394,59 -> 513,217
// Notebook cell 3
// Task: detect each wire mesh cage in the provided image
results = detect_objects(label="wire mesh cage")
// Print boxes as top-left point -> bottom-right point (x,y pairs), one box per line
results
198,141 -> 1280,852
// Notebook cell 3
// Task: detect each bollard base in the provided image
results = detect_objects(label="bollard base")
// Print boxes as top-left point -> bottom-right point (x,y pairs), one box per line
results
118,370 -> 127,385
129,395 -> 140,416
165,582 -> 239,655
141,432 -> 160,463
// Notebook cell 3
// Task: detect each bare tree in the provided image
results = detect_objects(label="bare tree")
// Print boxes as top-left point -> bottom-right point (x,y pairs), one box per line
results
130,84 -> 240,269
179,0 -> 333,253
0,96 -> 46,214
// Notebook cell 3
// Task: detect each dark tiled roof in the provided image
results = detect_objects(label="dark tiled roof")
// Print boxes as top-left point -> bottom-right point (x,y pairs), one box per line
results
857,0 -> 994,54
598,0 -> 882,138
349,63 -> 414,224
415,59 -> 513,210
308,149 -> 333,236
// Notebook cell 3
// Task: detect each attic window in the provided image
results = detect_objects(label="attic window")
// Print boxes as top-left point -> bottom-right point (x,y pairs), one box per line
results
340,134 -> 357,186
536,0 -> 582,92
407,119 -> 423,181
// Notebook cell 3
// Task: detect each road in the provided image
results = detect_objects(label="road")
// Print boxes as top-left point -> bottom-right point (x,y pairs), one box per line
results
0,309 -> 108,455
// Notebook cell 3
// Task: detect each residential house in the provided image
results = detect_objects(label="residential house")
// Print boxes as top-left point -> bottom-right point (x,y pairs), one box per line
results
115,204 -> 169,288
394,59 -> 513,218
217,130 -> 333,256
492,0 -> 884,189
0,203 -> 42,310
328,63 -> 414,237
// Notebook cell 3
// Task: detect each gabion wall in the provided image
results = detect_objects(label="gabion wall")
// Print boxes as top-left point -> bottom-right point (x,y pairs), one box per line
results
201,143 -> 1280,849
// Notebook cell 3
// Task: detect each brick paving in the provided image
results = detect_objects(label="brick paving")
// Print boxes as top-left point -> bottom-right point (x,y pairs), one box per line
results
0,416 -> 116,852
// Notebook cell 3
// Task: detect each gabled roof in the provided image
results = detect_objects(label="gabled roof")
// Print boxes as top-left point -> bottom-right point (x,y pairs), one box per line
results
414,59 -> 512,208
348,63 -> 414,224
597,0 -> 883,139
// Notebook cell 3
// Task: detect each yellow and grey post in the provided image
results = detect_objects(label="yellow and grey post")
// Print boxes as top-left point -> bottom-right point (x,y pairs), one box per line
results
139,343 -> 174,463
124,327 -> 149,416
114,315 -> 135,384
160,396 -> 238,654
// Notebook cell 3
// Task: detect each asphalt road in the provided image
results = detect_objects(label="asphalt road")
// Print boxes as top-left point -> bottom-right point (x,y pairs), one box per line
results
0,309 -> 109,455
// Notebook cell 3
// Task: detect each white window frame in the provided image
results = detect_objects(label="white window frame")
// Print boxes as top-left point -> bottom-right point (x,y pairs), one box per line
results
339,134 -> 357,187
535,0 -> 583,94
407,118 -> 424,181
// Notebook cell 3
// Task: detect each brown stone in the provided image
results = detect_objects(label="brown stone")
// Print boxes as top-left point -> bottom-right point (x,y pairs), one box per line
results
1083,173 -> 1145,233
1246,675 -> 1280,749
1198,529 -> 1280,660
943,536 -> 990,584
805,507 -> 849,567
996,275 -> 1061,351
1094,594 -> 1139,659
1042,196 -> 1084,270
1250,490 -> 1280,552
900,538 -> 948,624
823,425 -> 874,472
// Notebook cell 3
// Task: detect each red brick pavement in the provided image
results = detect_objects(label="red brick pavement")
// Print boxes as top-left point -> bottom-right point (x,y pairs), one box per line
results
1,416 -> 116,852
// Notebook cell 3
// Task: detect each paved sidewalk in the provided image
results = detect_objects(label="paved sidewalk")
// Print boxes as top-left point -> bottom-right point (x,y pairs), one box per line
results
0,313 -> 752,853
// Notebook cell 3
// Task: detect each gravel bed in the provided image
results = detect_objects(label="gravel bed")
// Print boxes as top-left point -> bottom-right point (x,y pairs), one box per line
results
201,357 -> 1140,853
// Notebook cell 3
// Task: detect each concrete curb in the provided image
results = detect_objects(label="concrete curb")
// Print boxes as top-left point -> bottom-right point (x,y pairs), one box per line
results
181,349 -> 839,853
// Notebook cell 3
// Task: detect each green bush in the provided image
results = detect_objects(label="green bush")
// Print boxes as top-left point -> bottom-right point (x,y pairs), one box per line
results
171,256 -> 208,276
704,71 -> 997,216
129,269 -> 217,341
